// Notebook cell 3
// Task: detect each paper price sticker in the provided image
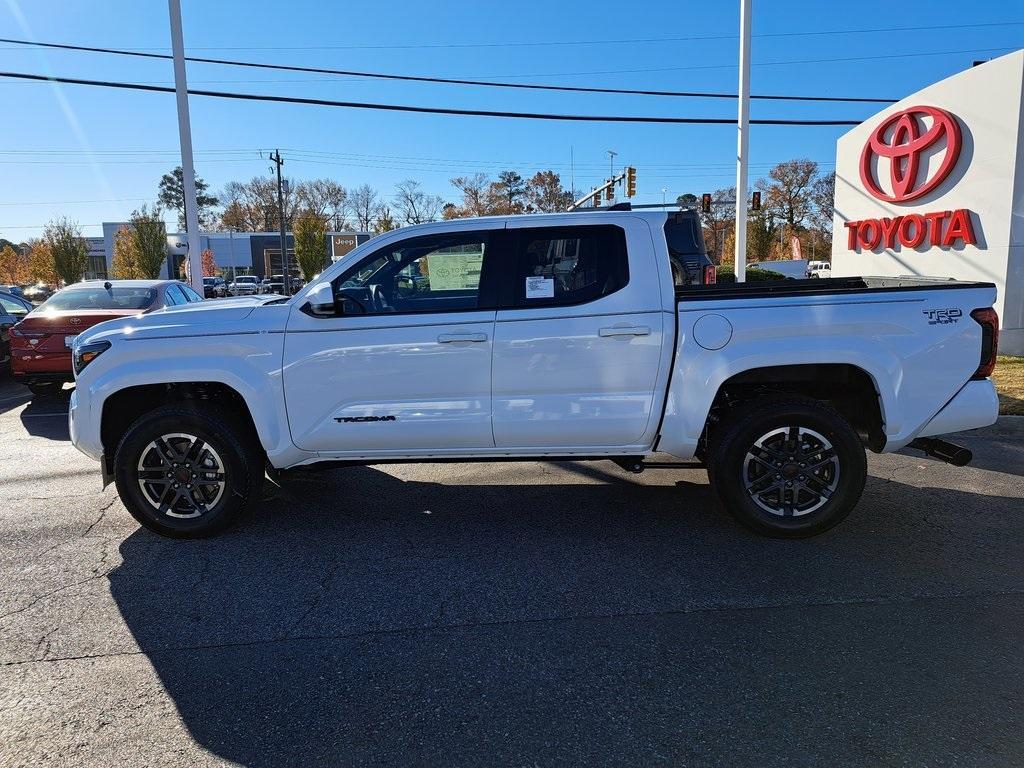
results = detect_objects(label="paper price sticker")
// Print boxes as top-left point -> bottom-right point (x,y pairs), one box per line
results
525,276 -> 554,299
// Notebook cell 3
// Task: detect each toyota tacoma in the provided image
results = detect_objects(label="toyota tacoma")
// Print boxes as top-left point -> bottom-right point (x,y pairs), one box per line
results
67,209 -> 1000,538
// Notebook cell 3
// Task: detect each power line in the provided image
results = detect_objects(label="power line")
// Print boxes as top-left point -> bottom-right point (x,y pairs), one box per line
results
0,70 -> 864,125
0,37 -> 896,103
3,21 -> 1016,51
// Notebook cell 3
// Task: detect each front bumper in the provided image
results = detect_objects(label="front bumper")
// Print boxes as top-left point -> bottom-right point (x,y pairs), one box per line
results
68,387 -> 103,461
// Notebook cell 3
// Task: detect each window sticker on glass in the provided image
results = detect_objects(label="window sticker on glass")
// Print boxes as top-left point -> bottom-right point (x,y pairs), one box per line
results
425,250 -> 483,291
525,276 -> 554,299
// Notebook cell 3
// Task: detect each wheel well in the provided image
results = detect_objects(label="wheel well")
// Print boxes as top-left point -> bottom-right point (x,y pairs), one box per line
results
706,364 -> 885,452
101,382 -> 260,462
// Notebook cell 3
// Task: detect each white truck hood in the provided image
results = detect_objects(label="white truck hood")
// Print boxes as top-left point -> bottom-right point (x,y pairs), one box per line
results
76,296 -> 284,344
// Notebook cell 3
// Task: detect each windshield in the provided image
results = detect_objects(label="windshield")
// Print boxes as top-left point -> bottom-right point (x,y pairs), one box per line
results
236,276 -> 257,283
42,285 -> 157,311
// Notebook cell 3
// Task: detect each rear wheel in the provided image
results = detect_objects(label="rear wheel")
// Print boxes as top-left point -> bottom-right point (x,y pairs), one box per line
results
113,404 -> 264,538
709,395 -> 866,538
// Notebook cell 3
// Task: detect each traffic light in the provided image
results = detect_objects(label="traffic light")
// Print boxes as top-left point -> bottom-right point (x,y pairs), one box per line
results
751,191 -> 761,211
605,183 -> 614,202
701,193 -> 712,213
625,167 -> 637,198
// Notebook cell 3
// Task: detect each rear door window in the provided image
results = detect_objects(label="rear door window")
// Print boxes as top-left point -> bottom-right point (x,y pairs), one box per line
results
506,225 -> 629,308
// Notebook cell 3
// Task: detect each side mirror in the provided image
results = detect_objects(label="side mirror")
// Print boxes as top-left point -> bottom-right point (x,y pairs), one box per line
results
302,282 -> 338,318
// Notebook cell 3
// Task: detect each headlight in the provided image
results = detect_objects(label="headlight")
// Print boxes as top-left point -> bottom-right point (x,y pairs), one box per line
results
73,340 -> 111,375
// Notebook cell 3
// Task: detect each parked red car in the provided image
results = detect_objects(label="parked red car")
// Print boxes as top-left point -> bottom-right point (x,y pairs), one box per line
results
10,279 -> 204,397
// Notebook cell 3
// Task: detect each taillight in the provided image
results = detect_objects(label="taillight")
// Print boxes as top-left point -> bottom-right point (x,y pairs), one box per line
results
970,307 -> 999,379
703,265 -> 717,285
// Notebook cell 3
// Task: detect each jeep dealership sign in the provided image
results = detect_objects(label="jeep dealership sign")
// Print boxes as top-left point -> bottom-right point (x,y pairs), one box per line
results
831,50 -> 1024,355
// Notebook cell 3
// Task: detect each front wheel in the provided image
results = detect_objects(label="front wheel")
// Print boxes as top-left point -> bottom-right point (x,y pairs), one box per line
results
113,404 -> 264,538
709,395 -> 867,538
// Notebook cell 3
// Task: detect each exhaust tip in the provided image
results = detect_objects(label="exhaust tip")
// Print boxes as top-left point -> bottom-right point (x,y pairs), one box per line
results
909,437 -> 973,467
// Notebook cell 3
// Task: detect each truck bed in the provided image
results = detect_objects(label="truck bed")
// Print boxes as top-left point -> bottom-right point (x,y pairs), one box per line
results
676,276 -> 996,301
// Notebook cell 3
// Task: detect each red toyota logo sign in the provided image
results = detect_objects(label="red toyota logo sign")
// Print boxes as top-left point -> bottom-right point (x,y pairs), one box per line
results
859,105 -> 962,203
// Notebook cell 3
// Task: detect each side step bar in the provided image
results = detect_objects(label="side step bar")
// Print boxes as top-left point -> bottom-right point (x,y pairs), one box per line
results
612,457 -> 705,474
908,437 -> 973,467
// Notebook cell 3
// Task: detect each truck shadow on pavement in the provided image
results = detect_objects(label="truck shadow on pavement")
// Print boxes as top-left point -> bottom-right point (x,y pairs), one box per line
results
107,465 -> 1024,767
17,391 -> 72,440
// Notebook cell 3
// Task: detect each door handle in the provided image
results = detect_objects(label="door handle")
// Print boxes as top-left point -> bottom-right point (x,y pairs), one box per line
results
598,326 -> 651,337
437,332 -> 488,343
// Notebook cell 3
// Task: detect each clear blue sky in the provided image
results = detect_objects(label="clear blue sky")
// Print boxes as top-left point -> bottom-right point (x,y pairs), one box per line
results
1,0 -> 1021,240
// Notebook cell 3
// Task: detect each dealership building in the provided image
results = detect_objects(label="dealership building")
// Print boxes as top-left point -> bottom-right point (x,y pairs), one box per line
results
93,224 -> 372,282
831,49 -> 1024,355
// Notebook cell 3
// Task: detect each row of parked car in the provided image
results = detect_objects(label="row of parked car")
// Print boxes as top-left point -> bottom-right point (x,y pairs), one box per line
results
203,274 -> 305,298
1,278 -> 223,397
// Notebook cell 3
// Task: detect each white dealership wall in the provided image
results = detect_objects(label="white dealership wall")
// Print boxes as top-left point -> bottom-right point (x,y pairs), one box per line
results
831,50 -> 1024,355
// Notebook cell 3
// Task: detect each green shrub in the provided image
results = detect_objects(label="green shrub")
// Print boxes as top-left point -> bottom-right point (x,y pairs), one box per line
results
715,265 -> 788,283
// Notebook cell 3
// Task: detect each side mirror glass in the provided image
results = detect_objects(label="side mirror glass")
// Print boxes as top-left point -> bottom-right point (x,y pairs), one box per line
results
302,282 -> 338,318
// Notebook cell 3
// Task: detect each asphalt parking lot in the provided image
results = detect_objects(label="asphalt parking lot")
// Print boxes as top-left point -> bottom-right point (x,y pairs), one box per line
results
0,379 -> 1022,767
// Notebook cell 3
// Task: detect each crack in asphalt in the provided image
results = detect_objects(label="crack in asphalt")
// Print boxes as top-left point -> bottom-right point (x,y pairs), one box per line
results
81,497 -> 119,539
0,566 -> 118,624
3,587 -> 1022,668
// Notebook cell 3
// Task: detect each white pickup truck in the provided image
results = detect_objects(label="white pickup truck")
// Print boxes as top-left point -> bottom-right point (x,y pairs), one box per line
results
68,209 -> 1001,539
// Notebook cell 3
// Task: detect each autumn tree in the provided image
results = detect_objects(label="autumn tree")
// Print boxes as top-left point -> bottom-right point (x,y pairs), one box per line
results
218,176 -> 299,232
131,206 -> 168,279
0,244 -> 29,284
349,184 -> 382,231
44,218 -> 89,286
759,159 -> 818,229
293,211 -> 328,280
26,240 -> 57,284
394,180 -> 443,225
747,209 -> 779,263
110,225 -> 143,278
810,170 -> 836,234
446,174 -> 496,218
699,187 -> 736,264
201,248 -> 217,277
375,207 -> 398,233
525,171 -> 572,213
158,166 -> 219,231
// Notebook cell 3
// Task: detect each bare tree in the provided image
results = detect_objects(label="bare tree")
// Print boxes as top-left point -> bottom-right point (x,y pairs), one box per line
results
446,174 -> 496,218
297,179 -> 348,230
394,179 -> 443,225
217,176 -> 299,232
349,184 -> 382,231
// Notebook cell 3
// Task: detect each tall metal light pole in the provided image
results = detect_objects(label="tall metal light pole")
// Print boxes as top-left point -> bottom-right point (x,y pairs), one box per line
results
167,0 -> 202,292
734,0 -> 752,282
